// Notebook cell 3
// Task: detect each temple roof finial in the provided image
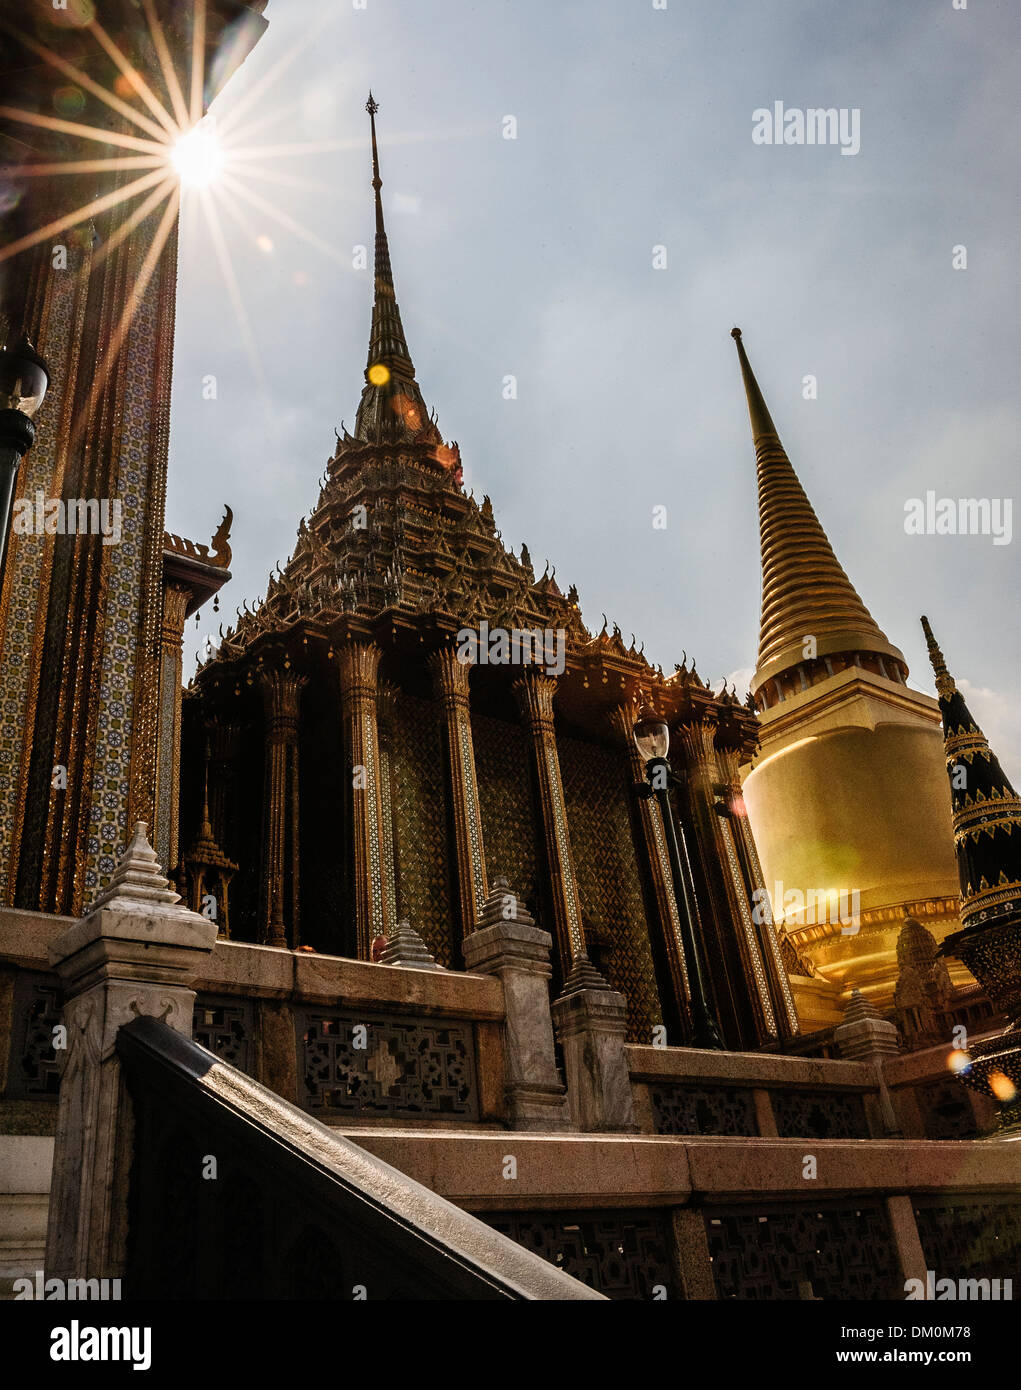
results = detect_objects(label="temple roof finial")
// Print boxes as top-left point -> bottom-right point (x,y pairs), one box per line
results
352,94 -> 440,447
731,324 -> 779,442
732,327 -> 906,694
920,615 -> 957,700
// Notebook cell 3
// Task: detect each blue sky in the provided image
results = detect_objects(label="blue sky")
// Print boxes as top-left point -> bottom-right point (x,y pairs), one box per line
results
167,0 -> 1020,777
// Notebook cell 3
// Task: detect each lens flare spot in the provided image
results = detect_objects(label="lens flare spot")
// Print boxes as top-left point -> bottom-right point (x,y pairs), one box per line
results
171,123 -> 223,189
53,86 -> 85,118
988,1071 -> 1017,1103
255,234 -> 274,254
368,363 -> 390,386
947,1049 -> 971,1075
292,270 -> 310,286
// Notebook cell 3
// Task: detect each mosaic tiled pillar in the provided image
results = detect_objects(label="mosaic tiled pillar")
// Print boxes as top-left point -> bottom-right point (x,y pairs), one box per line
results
338,642 -> 390,957
674,715 -> 782,1043
512,670 -> 601,988
375,679 -> 400,928
0,237 -> 91,906
428,644 -> 488,946
18,207 -> 179,915
259,668 -> 306,949
610,704 -> 691,1035
155,582 -> 190,875
717,745 -> 799,1037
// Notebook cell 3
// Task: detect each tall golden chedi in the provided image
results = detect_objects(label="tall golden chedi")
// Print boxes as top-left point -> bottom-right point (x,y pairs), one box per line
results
731,328 -> 967,1027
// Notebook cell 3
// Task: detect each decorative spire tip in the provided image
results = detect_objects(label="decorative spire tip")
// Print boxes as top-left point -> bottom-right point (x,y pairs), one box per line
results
366,92 -> 379,116
920,615 -> 957,699
731,326 -> 742,340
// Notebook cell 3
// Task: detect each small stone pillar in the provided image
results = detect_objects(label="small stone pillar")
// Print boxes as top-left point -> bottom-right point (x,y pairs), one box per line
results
552,964 -> 637,1134
463,878 -> 570,1131
44,824 -> 217,1282
379,919 -> 444,971
834,989 -> 902,1137
834,989 -> 900,1060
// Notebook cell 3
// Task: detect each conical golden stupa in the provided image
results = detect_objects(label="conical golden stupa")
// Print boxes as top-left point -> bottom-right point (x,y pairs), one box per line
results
731,329 -> 967,1025
732,328 -> 907,692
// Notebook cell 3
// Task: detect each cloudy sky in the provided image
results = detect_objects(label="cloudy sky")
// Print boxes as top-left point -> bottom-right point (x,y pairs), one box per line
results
167,0 -> 1020,778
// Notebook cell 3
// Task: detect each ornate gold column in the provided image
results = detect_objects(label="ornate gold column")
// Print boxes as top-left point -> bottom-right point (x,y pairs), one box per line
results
259,668 -> 306,949
512,669 -> 602,988
337,641 -> 391,956
155,581 -> 191,876
376,679 -> 400,927
610,703 -> 691,1036
717,745 -> 800,1036
674,713 -> 785,1042
428,644 -> 488,946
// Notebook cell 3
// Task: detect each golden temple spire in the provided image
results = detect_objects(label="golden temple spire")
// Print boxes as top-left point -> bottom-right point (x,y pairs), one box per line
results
731,327 -> 906,693
920,615 -> 957,700
354,94 -> 439,446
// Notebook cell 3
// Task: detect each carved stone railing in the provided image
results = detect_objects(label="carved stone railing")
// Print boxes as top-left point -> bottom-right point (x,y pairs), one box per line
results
189,944 -> 506,1124
297,1005 -> 480,1121
117,1016 -> 601,1300
346,1128 -> 1021,1301
0,907 -> 1001,1142
628,1045 -> 883,1138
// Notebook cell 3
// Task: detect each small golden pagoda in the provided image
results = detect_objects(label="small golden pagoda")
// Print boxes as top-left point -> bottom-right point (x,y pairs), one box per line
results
731,328 -> 969,1025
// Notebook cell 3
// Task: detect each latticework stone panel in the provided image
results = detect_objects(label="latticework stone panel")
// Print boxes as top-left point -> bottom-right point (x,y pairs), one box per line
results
771,1089 -> 869,1139
298,1008 -> 479,1120
558,732 -> 662,1042
914,1199 -> 1021,1281
705,1201 -> 899,1299
650,1084 -> 757,1136
6,969 -> 62,1100
484,1210 -> 676,1299
472,711 -> 540,913
193,996 -> 254,1075
912,1077 -> 981,1140
390,693 -> 454,966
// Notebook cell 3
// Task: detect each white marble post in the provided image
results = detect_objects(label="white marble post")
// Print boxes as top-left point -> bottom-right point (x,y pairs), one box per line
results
551,987 -> 637,1133
44,824 -> 217,1282
463,878 -> 571,1131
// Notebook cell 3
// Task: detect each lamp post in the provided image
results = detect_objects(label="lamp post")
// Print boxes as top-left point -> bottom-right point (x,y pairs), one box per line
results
634,711 -> 723,1050
0,334 -> 50,584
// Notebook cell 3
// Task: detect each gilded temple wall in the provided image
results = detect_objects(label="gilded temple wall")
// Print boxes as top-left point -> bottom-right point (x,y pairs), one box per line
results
0,207 -> 174,915
471,710 -> 541,919
557,732 -> 662,1042
390,692 -> 453,965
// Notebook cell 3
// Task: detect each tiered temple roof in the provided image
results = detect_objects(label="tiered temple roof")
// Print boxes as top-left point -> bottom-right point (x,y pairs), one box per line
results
194,106 -> 757,754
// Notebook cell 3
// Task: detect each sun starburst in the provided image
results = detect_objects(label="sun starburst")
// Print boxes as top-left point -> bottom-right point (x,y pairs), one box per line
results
0,2 -> 362,391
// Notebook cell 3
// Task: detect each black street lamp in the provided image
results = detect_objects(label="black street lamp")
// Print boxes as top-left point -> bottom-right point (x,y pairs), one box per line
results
0,334 -> 50,583
634,710 -> 723,1050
